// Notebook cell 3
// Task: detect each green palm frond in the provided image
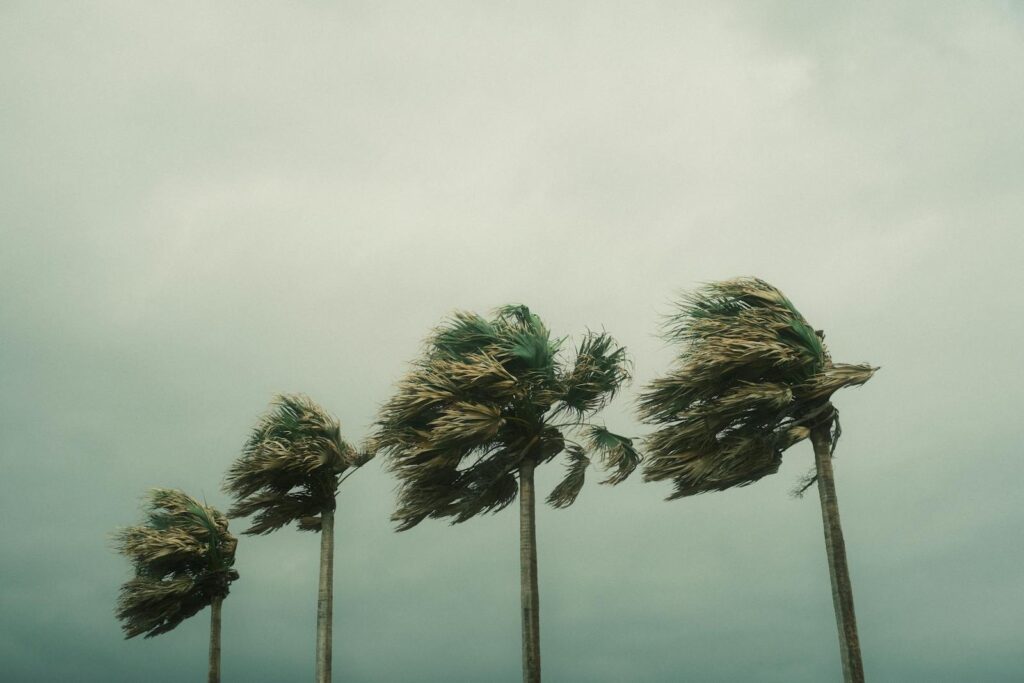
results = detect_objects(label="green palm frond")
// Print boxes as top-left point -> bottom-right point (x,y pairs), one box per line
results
374,304 -> 636,529
493,305 -> 561,376
585,426 -> 642,485
559,332 -> 631,416
640,277 -> 876,497
114,489 -> 238,639
224,394 -> 367,535
432,311 -> 500,360
546,445 -> 591,509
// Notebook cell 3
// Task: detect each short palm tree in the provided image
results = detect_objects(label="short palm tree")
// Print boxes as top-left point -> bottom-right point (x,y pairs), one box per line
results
639,278 -> 875,683
223,394 -> 370,683
114,488 -> 239,683
374,304 -> 640,683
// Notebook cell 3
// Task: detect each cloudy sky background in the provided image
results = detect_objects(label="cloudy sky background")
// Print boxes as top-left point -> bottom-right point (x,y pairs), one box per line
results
2,1 -> 1022,681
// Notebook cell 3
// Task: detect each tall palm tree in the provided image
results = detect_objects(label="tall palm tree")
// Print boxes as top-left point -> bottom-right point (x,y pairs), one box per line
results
114,488 -> 239,683
223,394 -> 370,683
639,277 -> 875,682
374,304 -> 639,683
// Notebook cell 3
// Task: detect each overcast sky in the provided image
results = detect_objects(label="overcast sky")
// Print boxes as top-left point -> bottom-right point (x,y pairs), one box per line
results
2,2 -> 1022,681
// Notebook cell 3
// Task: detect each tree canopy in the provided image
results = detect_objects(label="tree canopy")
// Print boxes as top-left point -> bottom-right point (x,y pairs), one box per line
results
114,489 -> 239,639
639,277 -> 875,499
375,304 -> 641,531
224,394 -> 370,535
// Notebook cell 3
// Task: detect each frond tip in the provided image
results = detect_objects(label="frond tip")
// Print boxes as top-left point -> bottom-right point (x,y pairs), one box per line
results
113,489 -> 238,639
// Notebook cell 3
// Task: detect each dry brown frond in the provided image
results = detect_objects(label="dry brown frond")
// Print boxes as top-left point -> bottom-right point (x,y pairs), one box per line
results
546,446 -> 591,508
795,363 -> 877,403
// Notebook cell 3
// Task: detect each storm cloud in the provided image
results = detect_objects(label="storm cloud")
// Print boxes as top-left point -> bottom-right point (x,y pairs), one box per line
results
1,2 -> 1022,681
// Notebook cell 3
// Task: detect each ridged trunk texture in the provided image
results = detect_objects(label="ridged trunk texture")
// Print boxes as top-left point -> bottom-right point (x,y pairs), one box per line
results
519,459 -> 541,683
811,423 -> 865,683
208,596 -> 222,683
316,509 -> 335,683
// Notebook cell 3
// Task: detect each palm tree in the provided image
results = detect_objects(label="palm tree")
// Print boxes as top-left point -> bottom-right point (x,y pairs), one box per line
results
639,277 -> 875,682
374,304 -> 640,683
223,394 -> 370,683
114,488 -> 239,683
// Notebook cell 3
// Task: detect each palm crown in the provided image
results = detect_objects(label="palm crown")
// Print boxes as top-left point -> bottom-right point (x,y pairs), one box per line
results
224,394 -> 367,535
375,304 -> 640,530
639,277 -> 875,498
114,489 -> 239,639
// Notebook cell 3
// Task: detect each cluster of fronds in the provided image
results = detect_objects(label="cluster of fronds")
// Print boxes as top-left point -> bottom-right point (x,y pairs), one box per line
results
114,489 -> 238,638
224,394 -> 368,535
639,278 -> 875,499
375,304 -> 640,530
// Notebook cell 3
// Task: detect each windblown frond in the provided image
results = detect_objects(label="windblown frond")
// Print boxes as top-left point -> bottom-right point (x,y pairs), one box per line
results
546,445 -> 590,508
114,489 -> 238,639
585,426 -> 642,485
374,305 -> 637,529
796,363 -> 876,403
224,394 -> 367,535
560,332 -> 632,416
640,277 -> 876,497
428,403 -> 506,449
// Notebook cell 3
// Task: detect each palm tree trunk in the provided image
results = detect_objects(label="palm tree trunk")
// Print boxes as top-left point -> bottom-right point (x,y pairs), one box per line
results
208,595 -> 222,683
811,423 -> 864,683
519,458 -> 541,683
316,508 -> 335,683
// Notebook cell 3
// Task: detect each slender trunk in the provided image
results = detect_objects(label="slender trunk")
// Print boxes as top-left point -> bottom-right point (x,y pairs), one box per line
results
519,459 -> 541,683
316,509 -> 335,683
208,595 -> 222,683
811,423 -> 865,683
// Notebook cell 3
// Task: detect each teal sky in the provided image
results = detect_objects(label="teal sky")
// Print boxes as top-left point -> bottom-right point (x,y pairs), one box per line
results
2,2 -> 1022,681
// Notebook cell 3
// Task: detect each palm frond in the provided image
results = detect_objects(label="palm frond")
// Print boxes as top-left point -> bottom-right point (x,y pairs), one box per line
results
546,445 -> 591,508
226,490 -> 324,535
427,402 -> 506,449
559,332 -> 631,416
116,576 -> 201,639
795,363 -> 876,403
431,311 -> 500,361
650,431 -> 786,499
451,453 -> 521,522
493,304 -> 560,376
347,437 -> 379,468
585,425 -> 642,485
